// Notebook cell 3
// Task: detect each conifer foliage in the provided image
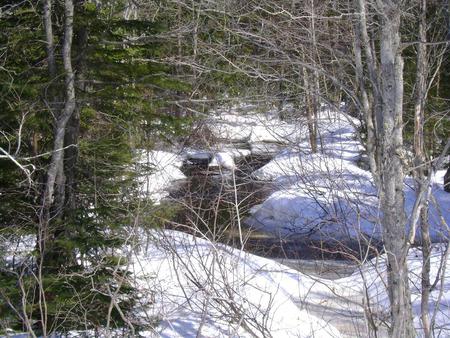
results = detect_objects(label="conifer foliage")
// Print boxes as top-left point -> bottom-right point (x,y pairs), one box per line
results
0,0 -> 187,335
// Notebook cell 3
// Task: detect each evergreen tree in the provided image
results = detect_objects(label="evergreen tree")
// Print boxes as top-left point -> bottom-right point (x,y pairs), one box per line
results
0,0 -> 189,335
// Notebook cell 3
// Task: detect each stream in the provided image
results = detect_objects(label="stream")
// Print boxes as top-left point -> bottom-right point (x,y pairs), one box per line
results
164,152 -> 369,279
162,151 -> 390,337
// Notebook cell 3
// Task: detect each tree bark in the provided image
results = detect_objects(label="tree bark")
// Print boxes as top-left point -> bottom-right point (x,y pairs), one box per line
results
302,65 -> 318,153
356,0 -> 381,187
353,2 -> 415,333
353,18 -> 378,183
64,0 -> 87,210
377,1 -> 415,336
309,0 -> 321,153
413,1 -> 432,336
40,0 -> 76,257
43,0 -> 56,80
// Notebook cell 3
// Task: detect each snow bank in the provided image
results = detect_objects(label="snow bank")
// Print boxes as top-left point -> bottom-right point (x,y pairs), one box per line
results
246,111 -> 376,241
132,230 -> 342,338
209,151 -> 236,170
340,245 -> 450,336
181,147 -> 252,171
207,112 -> 303,146
132,229 -> 450,337
246,110 -> 450,243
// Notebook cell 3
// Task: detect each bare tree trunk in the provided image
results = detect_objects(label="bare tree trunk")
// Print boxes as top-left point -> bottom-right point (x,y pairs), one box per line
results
302,65 -> 318,153
354,2 -> 415,333
309,0 -> 321,153
64,0 -> 87,211
377,2 -> 415,336
43,0 -> 56,80
37,0 -> 75,333
356,0 -> 381,187
353,19 -> 378,183
40,0 -> 76,258
413,1 -> 432,337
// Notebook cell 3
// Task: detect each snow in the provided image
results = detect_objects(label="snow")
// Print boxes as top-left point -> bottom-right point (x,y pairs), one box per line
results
207,111 -> 302,145
131,229 -> 450,337
221,147 -> 252,159
209,152 -> 236,170
129,105 -> 450,336
182,149 -> 212,161
4,229 -> 450,337
137,150 -> 186,203
405,173 -> 450,242
137,146 -> 252,203
181,147 -> 252,169
132,229 -> 343,338
341,245 -> 450,336
245,110 -> 450,243
4,105 -> 450,337
0,234 -> 35,268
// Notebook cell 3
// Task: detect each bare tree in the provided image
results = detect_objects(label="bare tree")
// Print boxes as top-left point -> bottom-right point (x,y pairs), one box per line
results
353,0 -> 416,335
37,0 -> 76,333
414,1 -> 432,336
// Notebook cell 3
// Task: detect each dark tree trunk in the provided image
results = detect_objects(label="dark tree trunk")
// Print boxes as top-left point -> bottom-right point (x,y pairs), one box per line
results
64,0 -> 87,210
445,166 -> 450,193
43,0 -> 56,80
302,65 -> 318,153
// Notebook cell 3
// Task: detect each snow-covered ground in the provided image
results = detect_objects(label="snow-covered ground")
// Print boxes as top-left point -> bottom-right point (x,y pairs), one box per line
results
208,112 -> 302,145
3,228 -> 449,337
3,105 -> 450,337
244,110 -> 450,243
131,229 -> 450,337
132,230 -> 343,338
353,245 -> 450,335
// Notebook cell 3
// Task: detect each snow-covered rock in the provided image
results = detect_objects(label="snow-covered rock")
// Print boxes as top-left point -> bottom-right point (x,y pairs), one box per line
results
181,147 -> 252,172
138,150 -> 186,203
209,152 -> 236,170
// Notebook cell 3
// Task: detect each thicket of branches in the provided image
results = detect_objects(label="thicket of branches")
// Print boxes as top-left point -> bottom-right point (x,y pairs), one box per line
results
0,0 -> 449,337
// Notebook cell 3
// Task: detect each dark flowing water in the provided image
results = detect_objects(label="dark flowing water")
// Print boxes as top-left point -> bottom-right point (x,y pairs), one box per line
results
166,153 -> 380,277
